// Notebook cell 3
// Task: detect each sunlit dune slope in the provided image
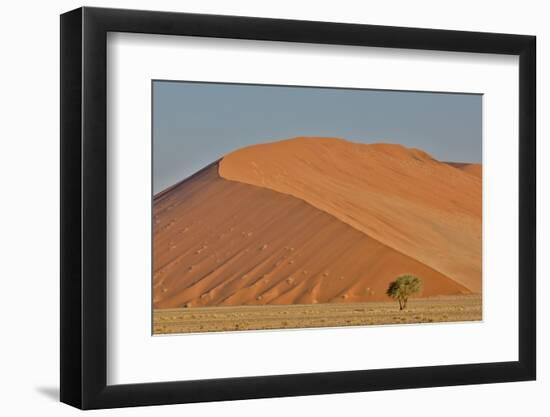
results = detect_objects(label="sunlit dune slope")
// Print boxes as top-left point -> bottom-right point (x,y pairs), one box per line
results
153,164 -> 470,309
219,137 -> 482,292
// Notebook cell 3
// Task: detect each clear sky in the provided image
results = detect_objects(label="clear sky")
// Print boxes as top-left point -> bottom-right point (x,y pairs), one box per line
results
153,80 -> 482,194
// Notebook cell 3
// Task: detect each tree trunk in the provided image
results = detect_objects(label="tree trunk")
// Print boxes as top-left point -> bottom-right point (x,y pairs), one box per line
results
399,299 -> 403,310
403,298 -> 408,310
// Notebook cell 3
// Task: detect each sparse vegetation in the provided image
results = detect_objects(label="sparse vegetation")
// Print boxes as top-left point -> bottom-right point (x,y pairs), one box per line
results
154,295 -> 481,334
386,274 -> 422,310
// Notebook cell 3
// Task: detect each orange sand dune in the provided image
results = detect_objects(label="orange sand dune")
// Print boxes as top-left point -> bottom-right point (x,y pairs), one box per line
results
446,162 -> 482,179
219,137 -> 482,292
153,164 -> 471,309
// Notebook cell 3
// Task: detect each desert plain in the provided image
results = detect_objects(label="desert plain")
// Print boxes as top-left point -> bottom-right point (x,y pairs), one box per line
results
154,295 -> 481,334
153,137 -> 482,333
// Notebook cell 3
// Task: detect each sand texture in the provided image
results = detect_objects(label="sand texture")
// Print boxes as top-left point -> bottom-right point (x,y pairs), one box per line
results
154,137 -> 481,312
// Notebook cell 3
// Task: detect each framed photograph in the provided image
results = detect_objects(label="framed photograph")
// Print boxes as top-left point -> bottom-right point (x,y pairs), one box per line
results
60,6 -> 536,409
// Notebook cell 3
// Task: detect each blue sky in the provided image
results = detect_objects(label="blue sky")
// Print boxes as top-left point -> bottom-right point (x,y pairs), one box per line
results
153,81 -> 482,193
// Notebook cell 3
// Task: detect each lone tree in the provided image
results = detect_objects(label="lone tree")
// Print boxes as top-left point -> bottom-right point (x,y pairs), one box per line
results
386,274 -> 422,310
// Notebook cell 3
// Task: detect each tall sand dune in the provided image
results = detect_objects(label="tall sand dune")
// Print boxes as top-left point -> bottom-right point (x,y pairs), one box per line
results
153,164 -> 471,309
219,137 -> 482,292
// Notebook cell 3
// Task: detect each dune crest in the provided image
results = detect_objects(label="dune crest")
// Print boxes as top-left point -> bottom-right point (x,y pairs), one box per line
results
219,136 -> 482,292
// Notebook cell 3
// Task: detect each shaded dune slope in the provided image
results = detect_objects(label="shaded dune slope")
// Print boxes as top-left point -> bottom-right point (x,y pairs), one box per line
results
220,137 -> 482,292
153,164 -> 470,309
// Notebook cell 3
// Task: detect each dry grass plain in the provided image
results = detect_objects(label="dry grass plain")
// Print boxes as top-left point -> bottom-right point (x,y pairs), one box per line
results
153,294 -> 481,334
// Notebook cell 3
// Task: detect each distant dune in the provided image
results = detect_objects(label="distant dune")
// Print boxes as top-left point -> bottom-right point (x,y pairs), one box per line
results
154,137 -> 482,309
446,161 -> 482,179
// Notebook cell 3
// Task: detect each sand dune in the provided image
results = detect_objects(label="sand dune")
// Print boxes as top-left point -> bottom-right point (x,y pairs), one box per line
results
153,164 -> 471,309
219,137 -> 482,292
446,162 -> 482,179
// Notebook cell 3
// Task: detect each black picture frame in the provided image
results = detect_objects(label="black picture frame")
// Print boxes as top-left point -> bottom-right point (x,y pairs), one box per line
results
60,6 -> 536,410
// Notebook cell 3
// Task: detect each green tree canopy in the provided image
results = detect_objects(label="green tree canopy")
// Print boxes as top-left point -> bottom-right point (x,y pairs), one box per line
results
386,274 -> 422,310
